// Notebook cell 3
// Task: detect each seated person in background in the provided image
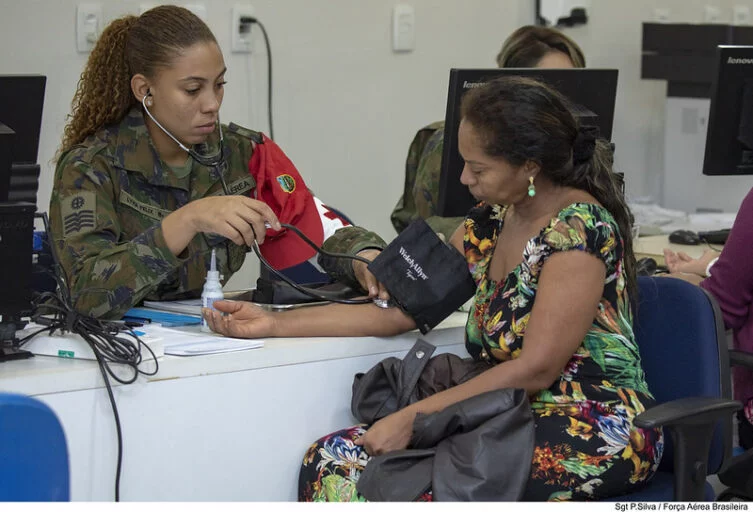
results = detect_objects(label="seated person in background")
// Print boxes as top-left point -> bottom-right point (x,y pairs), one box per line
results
663,186 -> 753,449
391,24 -> 587,241
50,5 -> 358,320
325,25 -> 586,297
204,76 -> 662,501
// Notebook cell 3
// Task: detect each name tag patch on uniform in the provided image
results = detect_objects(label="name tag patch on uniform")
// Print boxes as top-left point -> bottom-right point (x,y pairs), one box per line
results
226,176 -> 254,195
62,191 -> 96,237
120,190 -> 171,221
209,177 -> 254,197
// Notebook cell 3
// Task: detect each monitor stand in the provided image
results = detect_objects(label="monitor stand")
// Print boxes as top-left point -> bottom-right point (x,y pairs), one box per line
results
0,319 -> 32,362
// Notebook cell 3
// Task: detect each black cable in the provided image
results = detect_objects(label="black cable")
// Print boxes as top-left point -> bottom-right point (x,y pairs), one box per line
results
22,212 -> 158,501
241,17 -> 274,140
250,222 -> 374,305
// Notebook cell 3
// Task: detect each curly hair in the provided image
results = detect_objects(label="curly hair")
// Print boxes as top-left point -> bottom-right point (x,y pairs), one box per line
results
460,76 -> 636,298
496,25 -> 586,69
58,5 -> 217,156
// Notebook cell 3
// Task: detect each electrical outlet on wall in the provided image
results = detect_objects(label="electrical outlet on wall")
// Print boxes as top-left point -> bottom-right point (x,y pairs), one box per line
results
76,3 -> 102,53
733,5 -> 752,25
654,7 -> 671,22
231,5 -> 254,53
704,5 -> 722,23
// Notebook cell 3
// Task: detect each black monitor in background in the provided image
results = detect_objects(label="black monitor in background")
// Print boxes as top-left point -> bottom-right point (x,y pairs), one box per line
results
437,68 -> 619,218
703,45 -> 753,176
0,75 -> 46,164
0,75 -> 45,205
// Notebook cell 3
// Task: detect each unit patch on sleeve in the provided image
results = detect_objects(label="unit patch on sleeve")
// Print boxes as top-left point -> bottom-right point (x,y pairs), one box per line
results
61,191 -> 96,237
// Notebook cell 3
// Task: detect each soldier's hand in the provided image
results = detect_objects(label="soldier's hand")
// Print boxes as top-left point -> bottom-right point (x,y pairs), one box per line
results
202,300 -> 277,338
187,196 -> 281,246
353,249 -> 390,300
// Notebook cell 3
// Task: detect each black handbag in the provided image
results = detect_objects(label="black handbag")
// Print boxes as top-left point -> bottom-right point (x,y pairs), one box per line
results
351,339 -> 534,502
351,339 -> 490,424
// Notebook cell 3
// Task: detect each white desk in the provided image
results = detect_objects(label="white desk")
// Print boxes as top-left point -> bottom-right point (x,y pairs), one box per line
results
0,312 -> 469,501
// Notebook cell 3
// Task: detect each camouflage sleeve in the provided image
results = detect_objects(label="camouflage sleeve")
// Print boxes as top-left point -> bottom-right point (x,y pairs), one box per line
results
411,128 -> 464,241
318,226 -> 386,290
390,121 -> 446,234
49,151 -> 187,319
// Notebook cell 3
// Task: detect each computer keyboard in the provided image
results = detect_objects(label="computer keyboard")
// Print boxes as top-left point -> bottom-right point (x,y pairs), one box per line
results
697,229 -> 730,245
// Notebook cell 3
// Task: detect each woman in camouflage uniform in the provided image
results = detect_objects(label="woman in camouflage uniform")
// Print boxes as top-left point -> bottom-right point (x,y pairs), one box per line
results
50,5 -> 342,319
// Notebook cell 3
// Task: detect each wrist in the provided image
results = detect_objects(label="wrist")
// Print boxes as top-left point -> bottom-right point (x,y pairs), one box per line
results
704,257 -> 719,278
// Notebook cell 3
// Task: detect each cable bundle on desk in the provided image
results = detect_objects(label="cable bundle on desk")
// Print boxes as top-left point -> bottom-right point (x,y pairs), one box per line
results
18,213 -> 158,501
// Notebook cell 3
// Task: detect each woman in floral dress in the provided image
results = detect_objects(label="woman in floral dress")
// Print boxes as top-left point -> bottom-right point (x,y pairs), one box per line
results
203,77 -> 664,501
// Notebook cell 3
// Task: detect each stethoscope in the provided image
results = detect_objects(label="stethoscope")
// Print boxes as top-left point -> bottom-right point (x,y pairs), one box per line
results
141,92 -> 227,170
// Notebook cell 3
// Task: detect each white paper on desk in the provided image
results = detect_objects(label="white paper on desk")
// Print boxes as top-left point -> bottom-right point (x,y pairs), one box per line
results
141,325 -> 263,356
143,298 -> 203,316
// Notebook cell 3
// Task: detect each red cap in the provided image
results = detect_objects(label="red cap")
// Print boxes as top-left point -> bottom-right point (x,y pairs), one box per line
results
249,134 -> 324,269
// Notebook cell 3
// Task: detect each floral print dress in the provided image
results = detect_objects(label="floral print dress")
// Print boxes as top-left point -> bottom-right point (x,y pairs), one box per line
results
298,202 -> 663,502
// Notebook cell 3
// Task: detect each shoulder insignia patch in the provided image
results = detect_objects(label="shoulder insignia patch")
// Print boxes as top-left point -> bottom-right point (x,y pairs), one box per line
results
61,191 -> 96,237
277,174 -> 296,193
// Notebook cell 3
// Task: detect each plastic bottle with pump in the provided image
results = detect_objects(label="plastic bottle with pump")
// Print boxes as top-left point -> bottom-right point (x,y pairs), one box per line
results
201,248 -> 224,332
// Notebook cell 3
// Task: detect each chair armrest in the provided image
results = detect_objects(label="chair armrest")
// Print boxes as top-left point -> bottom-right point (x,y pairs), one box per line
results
634,397 -> 741,501
633,396 -> 741,429
729,350 -> 753,370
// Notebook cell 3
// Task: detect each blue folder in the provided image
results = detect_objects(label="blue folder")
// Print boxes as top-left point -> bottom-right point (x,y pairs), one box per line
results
123,307 -> 202,327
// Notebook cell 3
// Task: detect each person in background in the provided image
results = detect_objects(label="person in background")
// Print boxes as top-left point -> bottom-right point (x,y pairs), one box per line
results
322,25 -> 587,298
204,76 -> 662,501
50,5 -> 368,319
663,187 -> 753,449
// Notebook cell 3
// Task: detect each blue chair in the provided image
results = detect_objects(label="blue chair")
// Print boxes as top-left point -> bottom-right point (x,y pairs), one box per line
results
0,393 -> 69,501
608,276 -> 741,501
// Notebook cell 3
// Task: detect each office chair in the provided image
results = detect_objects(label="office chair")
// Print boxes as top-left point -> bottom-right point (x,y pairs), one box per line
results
0,393 -> 70,501
716,350 -> 753,500
606,276 -> 741,501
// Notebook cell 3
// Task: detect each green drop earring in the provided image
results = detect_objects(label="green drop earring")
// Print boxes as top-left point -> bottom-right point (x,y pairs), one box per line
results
527,176 -> 536,197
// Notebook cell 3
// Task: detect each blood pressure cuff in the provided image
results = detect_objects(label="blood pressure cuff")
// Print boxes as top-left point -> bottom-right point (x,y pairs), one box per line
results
367,219 -> 475,334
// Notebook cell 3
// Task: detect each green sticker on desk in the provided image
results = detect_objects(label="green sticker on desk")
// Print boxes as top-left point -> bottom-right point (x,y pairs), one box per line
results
58,350 -> 74,358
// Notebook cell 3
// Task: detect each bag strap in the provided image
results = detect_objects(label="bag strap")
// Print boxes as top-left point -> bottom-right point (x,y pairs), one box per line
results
396,338 -> 436,409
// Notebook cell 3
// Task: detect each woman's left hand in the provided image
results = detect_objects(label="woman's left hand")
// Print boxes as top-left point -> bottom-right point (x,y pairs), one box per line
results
355,408 -> 416,456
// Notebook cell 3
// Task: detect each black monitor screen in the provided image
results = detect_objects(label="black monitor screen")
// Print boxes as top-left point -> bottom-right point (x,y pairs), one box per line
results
437,68 -> 618,218
0,75 -> 46,164
703,46 -> 753,176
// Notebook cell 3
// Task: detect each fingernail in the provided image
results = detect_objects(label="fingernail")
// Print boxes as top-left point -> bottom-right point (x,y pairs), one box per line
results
369,286 -> 377,295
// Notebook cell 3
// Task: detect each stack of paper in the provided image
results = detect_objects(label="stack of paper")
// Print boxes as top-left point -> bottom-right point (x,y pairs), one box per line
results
139,325 -> 264,356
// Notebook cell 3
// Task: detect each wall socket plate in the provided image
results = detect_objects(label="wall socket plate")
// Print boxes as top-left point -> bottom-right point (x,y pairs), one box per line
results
704,4 -> 722,23
231,4 -> 254,53
76,3 -> 103,53
654,7 -> 671,23
733,5 -> 752,25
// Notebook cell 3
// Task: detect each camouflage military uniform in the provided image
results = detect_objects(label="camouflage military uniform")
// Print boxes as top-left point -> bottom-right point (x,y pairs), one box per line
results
49,107 -> 260,319
390,121 -> 464,240
320,121 -> 463,287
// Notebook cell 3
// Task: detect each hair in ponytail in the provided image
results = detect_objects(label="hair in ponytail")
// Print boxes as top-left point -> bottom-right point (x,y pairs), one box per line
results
58,5 -> 217,156
460,76 -> 637,298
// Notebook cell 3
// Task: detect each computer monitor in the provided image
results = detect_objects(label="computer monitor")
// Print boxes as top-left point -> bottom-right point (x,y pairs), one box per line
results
0,75 -> 46,164
437,68 -> 619,217
0,75 -> 45,205
703,45 -> 753,176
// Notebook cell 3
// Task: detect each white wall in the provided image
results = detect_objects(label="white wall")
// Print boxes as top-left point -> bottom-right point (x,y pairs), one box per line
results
1,0 -> 752,286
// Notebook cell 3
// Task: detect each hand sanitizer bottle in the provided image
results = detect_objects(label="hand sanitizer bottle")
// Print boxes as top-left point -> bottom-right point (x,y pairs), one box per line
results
201,248 -> 224,333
